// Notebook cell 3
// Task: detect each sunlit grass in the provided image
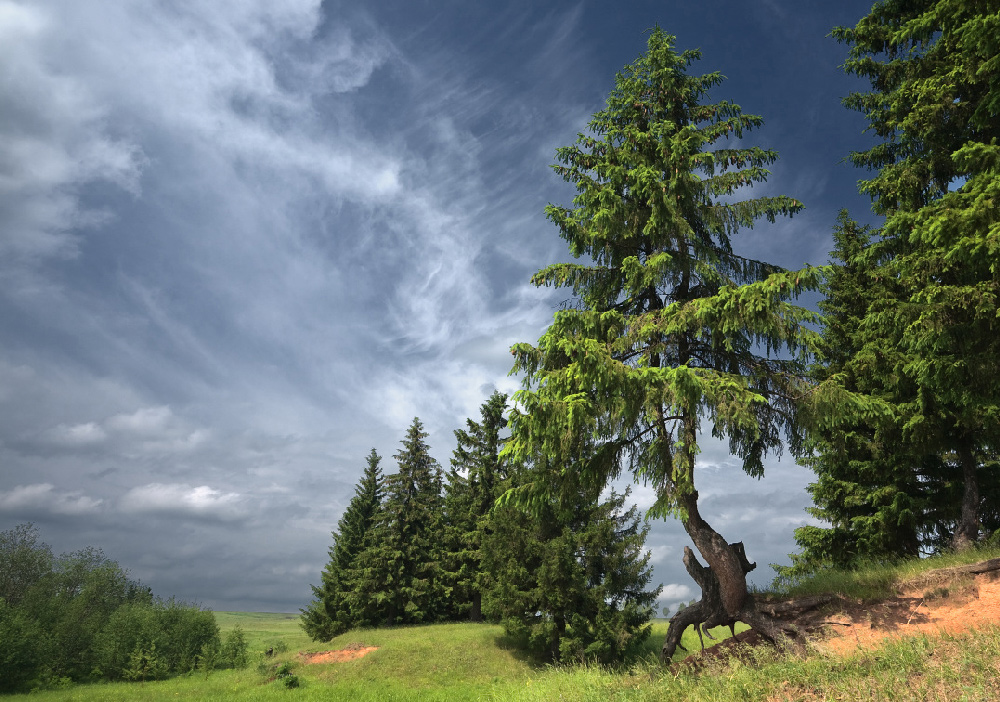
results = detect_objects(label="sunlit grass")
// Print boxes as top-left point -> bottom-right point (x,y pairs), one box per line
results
768,542 -> 1000,601
13,587 -> 1000,701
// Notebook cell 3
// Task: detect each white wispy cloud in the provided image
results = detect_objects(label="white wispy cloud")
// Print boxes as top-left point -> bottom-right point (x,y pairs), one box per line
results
0,1 -> 144,263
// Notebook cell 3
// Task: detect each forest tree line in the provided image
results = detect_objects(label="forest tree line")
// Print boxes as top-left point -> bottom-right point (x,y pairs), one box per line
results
0,523 -> 250,693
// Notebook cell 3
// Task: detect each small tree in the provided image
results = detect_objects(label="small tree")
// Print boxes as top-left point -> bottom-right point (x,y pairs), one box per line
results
506,28 -> 821,661
0,523 -> 53,607
484,463 -> 659,665
302,449 -> 384,640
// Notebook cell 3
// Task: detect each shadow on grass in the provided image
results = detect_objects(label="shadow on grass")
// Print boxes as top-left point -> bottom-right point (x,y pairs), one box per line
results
490,632 -> 552,669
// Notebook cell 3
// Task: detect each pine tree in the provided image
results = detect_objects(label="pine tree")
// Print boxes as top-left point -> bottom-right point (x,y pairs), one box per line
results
442,391 -> 511,621
483,468 -> 659,664
353,418 -> 447,625
505,28 -> 822,661
832,0 -> 1000,550
301,449 -> 383,640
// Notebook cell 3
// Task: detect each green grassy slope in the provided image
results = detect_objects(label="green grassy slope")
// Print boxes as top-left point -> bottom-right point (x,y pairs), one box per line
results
14,549 -> 1000,702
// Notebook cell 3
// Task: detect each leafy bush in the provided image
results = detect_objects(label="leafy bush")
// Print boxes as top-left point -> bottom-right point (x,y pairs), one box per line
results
0,598 -> 44,693
0,523 -> 225,688
219,624 -> 250,669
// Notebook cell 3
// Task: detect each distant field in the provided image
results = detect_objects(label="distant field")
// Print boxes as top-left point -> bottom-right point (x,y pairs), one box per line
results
213,610 -> 311,651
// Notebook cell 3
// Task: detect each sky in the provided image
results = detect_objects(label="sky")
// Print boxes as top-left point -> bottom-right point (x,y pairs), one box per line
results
1,0 -> 881,614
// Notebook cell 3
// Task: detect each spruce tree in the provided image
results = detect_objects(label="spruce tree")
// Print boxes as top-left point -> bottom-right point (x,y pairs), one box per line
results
505,28 -> 821,661
442,391 -> 511,621
787,213 -> 925,574
831,0 -> 1000,550
301,449 -> 383,640
354,418 -> 447,625
483,472 -> 659,664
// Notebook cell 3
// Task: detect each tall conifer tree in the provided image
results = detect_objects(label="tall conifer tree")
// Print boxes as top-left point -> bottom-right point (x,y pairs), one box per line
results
354,418 -> 447,625
301,449 -> 383,640
505,28 -> 822,660
831,0 -> 1000,550
442,391 -> 511,622
787,213 -> 925,574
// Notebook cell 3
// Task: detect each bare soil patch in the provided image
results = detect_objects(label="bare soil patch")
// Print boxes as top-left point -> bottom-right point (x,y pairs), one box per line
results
816,569 -> 1000,656
681,558 -> 1000,666
301,641 -> 378,664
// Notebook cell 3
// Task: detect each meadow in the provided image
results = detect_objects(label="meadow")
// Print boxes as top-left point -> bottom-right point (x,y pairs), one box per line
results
11,614 -> 1000,701
11,548 -> 1000,701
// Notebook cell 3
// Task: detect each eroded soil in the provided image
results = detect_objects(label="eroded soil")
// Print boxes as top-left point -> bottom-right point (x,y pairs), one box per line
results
685,560 -> 1000,666
814,568 -> 1000,656
301,641 -> 379,664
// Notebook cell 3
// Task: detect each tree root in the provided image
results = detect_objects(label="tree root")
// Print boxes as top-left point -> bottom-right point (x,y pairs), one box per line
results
660,544 -> 808,663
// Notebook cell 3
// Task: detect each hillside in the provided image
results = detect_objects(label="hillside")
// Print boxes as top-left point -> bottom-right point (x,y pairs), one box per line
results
9,556 -> 1000,701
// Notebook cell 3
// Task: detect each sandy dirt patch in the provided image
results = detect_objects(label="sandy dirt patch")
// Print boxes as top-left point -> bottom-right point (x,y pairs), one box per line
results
301,642 -> 379,664
816,569 -> 1000,656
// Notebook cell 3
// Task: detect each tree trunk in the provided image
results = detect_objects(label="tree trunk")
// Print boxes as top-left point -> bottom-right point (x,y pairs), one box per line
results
680,491 -> 749,618
470,591 -> 483,622
660,491 -> 804,663
952,441 -> 980,552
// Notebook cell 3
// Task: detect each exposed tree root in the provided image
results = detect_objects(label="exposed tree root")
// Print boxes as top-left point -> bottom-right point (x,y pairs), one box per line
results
660,544 -> 812,663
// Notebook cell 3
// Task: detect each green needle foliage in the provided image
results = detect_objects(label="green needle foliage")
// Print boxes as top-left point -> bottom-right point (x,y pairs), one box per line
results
301,448 -> 384,641
827,0 -> 1000,552
483,468 -> 659,665
353,417 -> 448,626
504,27 -> 821,657
443,391 -> 512,622
787,212 -> 927,575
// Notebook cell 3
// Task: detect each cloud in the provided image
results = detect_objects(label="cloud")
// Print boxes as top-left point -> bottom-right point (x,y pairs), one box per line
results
119,483 -> 248,522
106,406 -> 174,435
0,0 -> 145,264
646,544 -> 675,565
46,422 -> 107,446
0,483 -> 103,515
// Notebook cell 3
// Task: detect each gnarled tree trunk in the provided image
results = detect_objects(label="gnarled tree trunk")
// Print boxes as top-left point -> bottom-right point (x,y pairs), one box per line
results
660,490 -> 804,663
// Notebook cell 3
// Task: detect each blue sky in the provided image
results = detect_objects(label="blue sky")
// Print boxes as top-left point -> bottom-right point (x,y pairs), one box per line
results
1,0 -> 878,613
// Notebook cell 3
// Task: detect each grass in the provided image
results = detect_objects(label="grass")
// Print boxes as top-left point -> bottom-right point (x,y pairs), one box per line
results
13,616 -> 1000,701
12,549 -> 1000,701
768,542 -> 1000,601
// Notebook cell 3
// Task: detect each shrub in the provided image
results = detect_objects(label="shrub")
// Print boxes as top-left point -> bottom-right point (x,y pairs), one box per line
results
0,598 -> 45,693
220,625 -> 250,669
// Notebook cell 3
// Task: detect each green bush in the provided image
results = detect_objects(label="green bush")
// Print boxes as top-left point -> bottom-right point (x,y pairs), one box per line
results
0,598 -> 44,693
219,624 -> 250,669
0,523 -> 224,687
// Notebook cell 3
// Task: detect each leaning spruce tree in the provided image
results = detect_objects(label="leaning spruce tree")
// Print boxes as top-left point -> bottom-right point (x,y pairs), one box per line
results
830,0 -> 1000,551
505,28 -> 822,661
301,448 -> 383,641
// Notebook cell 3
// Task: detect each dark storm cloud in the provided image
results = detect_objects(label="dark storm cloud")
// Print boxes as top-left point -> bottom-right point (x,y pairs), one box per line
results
2,0 -> 872,611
